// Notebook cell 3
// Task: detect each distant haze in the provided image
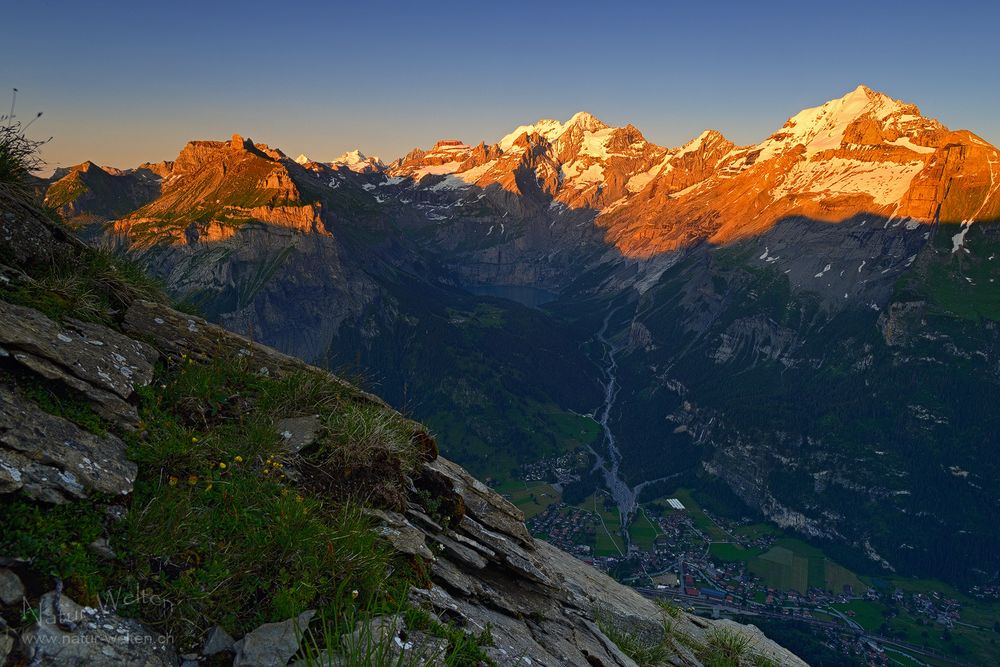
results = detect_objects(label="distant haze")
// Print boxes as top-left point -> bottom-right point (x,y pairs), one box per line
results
5,0 -> 999,174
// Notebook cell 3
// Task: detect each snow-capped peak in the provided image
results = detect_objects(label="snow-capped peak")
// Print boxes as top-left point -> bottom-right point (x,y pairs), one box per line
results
564,111 -> 608,133
334,149 -> 371,165
497,111 -> 609,151
755,85 -> 912,160
330,149 -> 385,173
674,130 -> 727,158
294,154 -> 311,165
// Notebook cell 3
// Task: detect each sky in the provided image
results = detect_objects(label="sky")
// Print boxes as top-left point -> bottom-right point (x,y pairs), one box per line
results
4,0 -> 999,174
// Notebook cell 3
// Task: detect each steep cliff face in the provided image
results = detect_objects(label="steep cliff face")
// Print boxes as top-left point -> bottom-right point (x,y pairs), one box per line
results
606,213 -> 1000,583
0,185 -> 805,666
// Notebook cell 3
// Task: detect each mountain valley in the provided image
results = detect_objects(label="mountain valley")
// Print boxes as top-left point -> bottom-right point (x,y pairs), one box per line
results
41,84 -> 1000,665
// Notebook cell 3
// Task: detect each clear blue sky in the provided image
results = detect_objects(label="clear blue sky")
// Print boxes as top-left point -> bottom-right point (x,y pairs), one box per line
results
5,0 -> 999,173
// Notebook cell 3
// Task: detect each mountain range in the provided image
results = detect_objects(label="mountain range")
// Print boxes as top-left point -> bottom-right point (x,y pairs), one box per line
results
43,85 -> 1000,590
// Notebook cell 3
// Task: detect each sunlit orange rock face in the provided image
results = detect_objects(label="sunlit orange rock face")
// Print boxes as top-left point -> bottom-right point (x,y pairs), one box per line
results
114,134 -> 330,246
392,85 -> 1000,258
106,87 -> 999,257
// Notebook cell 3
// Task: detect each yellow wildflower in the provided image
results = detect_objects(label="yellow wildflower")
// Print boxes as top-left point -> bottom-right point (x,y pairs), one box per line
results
295,495 -> 304,503
168,476 -> 178,487
191,436 -> 199,443
218,462 -> 227,470
187,475 -> 198,486
234,456 -> 243,463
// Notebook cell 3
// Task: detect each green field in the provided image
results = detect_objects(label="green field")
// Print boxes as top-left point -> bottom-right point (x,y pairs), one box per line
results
502,481 -> 560,519
709,542 -> 761,562
831,600 -> 886,631
830,596 -> 1000,666
576,493 -> 625,557
751,545 -> 811,592
748,538 -> 867,595
628,509 -> 660,550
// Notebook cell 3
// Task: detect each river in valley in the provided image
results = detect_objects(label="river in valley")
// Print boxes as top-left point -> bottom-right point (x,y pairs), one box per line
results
590,306 -> 638,551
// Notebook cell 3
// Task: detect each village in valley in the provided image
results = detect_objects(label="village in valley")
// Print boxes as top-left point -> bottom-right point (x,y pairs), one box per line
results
497,451 -> 1000,667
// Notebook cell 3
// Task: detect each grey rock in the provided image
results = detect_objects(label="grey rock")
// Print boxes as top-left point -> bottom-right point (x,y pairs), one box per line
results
424,456 -> 533,548
0,387 -> 137,502
404,507 -> 442,533
367,510 -> 434,560
458,515 -> 552,585
202,624 -> 235,655
0,569 -> 24,606
233,609 -> 314,667
0,300 -> 157,428
428,532 -> 487,570
275,415 -> 322,453
342,615 -> 446,667
88,537 -> 117,560
22,590 -> 177,666
0,630 -> 13,665
0,188 -> 83,268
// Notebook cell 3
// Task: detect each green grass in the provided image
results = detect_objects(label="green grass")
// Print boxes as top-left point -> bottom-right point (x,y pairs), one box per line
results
830,600 -> 886,631
0,497 -> 110,600
112,354 -> 434,644
746,538 -> 867,595
0,244 -> 164,323
710,542 -> 761,562
628,509 -> 660,551
919,226 -> 1000,321
750,546 -> 810,593
574,493 -> 625,557
734,523 -> 781,540
504,482 -> 560,519
596,607 -> 676,667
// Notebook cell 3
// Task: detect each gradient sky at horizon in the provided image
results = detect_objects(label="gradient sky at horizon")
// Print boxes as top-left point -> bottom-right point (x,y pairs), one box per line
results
5,0 -> 999,173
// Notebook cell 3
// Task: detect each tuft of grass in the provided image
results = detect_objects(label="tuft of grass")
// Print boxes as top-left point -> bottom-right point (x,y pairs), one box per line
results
700,626 -> 758,667
299,401 -> 424,510
657,599 -> 682,619
1,245 -> 164,323
297,594 -> 494,667
595,607 -> 675,667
